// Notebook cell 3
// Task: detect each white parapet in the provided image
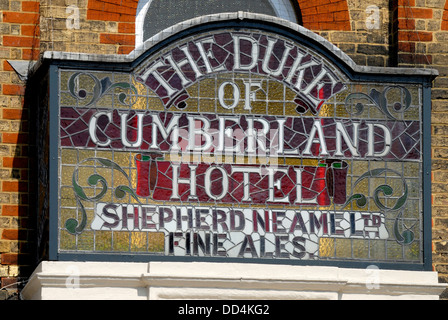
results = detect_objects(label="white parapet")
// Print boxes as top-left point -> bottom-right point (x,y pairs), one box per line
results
21,261 -> 446,300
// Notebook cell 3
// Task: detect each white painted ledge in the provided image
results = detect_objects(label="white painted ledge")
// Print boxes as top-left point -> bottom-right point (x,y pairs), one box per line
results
21,261 -> 446,300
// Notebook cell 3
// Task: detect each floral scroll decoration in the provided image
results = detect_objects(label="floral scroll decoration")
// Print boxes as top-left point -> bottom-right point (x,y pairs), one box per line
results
68,72 -> 138,107
66,158 -> 140,235
343,168 -> 414,245
345,85 -> 412,120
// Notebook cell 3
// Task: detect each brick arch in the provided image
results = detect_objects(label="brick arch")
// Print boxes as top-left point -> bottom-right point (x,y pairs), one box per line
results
298,0 -> 351,31
442,0 -> 448,30
85,0 -> 350,54
86,0 -> 140,54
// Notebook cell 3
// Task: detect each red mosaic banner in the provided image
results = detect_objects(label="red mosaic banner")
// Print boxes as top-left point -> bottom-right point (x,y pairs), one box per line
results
135,154 -> 348,206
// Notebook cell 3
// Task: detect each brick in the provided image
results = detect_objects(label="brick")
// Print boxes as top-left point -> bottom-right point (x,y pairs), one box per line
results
434,182 -> 448,193
398,53 -> 432,64
117,13 -> 135,23
357,44 -> 388,55
118,45 -> 134,54
432,100 -> 448,112
398,0 -> 416,5
398,31 -> 433,42
398,18 -> 416,30
21,25 -> 39,37
2,85 -> 25,96
435,148 -> 448,159
2,133 -> 28,144
367,55 -> 386,67
87,9 -> 120,22
2,205 -> 27,217
88,0 -> 135,16
434,241 -> 448,253
3,36 -> 39,48
0,0 -> 8,10
1,253 -> 17,265
2,61 -> 14,72
314,21 -> 350,32
301,7 -> 318,17
442,20 -> 448,31
431,89 -> 448,99
398,7 -> 433,19
410,8 -> 433,19
98,0 -> 138,9
118,22 -> 135,34
3,157 -> 28,168
2,12 -> 39,24
20,169 -> 28,181
2,181 -> 28,192
0,241 -> 9,253
75,32 -> 99,43
427,43 -> 448,54
398,42 -> 416,53
316,4 -> 335,14
100,33 -> 134,45
0,146 -> 10,157
333,11 -> 349,22
1,229 -> 27,241
21,1 -> 39,12
0,48 -> 10,60
22,48 -> 40,60
2,109 -> 22,120
1,277 -> 20,290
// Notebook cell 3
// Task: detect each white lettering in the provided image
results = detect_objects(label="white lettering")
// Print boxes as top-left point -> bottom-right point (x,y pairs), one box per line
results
303,120 -> 329,156
231,167 -> 262,201
188,116 -> 213,152
218,81 -> 240,109
89,112 -> 112,147
195,38 -> 227,74
243,80 -> 264,111
204,166 -> 228,200
233,35 -> 259,71
266,167 -> 289,203
367,123 -> 392,157
120,113 -> 144,148
294,168 -> 318,204
171,164 -> 198,200
262,38 -> 293,77
335,122 -> 360,157
151,114 -> 181,150
140,61 -> 177,96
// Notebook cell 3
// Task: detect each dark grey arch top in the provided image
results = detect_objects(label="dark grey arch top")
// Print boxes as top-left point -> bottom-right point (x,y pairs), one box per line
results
142,0 -> 292,41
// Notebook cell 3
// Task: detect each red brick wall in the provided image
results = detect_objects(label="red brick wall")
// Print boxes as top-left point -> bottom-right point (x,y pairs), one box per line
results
83,0 -> 352,55
87,0 -> 138,54
0,0 -> 40,299
440,0 -> 448,30
395,0 -> 434,66
299,0 -> 351,31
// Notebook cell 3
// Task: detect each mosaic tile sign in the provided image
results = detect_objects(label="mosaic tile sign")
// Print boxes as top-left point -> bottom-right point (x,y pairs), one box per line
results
57,28 -> 428,265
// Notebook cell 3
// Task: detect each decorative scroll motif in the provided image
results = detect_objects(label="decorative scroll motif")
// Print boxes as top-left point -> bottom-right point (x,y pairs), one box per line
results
68,72 -> 138,107
345,86 -> 412,120
344,168 -> 413,245
66,158 -> 140,235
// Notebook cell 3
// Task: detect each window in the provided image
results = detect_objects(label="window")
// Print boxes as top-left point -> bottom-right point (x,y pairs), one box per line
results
135,0 -> 299,47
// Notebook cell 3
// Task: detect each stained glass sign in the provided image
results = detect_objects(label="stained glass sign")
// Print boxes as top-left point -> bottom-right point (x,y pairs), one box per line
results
44,19 -> 434,269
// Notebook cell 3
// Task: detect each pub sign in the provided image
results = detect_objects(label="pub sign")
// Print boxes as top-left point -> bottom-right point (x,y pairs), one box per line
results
36,17 -> 435,270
